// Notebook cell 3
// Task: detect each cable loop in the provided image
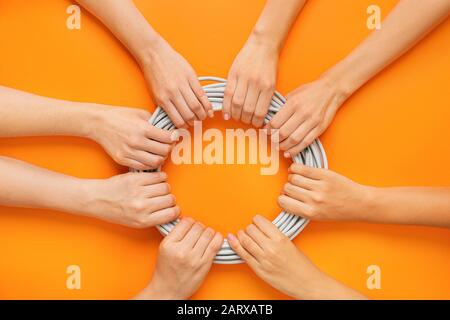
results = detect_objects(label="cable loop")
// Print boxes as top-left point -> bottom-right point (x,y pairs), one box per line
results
138,76 -> 328,264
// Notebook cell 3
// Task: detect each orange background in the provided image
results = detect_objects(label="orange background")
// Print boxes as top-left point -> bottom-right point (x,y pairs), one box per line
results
0,0 -> 449,299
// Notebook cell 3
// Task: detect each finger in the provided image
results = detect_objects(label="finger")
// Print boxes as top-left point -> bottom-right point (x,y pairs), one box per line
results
278,114 -> 304,143
237,230 -> 264,260
138,171 -> 167,185
289,163 -> 325,180
167,217 -> 195,242
189,77 -> 213,118
182,222 -> 205,248
129,150 -> 164,169
160,101 -> 186,128
203,232 -> 223,260
146,125 -> 178,144
143,182 -> 171,198
252,91 -> 272,127
123,158 -> 152,171
146,194 -> 176,213
252,215 -> 281,239
227,233 -> 259,267
223,77 -> 237,120
241,85 -> 259,124
138,139 -> 172,157
172,92 -> 197,125
245,223 -> 269,249
143,206 -> 180,227
193,227 -> 215,257
278,195 -> 312,217
231,80 -> 247,121
282,182 -> 313,203
288,173 -> 318,190
286,127 -> 323,158
266,103 -> 294,130
279,121 -> 314,152
181,85 -> 207,121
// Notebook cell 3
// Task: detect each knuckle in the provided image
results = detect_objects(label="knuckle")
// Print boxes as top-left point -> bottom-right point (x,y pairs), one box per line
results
224,87 -> 233,97
130,200 -> 145,212
254,110 -> 266,119
288,135 -> 301,145
174,251 -> 187,263
233,97 -> 244,108
191,102 -> 202,112
313,194 -> 324,203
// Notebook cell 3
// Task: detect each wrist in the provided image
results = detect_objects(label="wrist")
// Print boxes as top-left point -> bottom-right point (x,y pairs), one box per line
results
248,28 -> 282,55
319,71 -> 353,105
135,33 -> 167,68
139,277 -> 183,300
73,103 -> 106,141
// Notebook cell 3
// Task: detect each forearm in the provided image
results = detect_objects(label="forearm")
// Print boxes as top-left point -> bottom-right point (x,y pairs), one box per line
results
364,187 -> 450,227
75,0 -> 162,66
0,156 -> 90,215
298,273 -> 368,300
0,86 -> 101,138
324,0 -> 450,96
249,0 -> 306,52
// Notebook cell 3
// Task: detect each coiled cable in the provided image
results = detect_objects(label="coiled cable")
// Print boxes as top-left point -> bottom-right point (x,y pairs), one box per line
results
140,76 -> 328,264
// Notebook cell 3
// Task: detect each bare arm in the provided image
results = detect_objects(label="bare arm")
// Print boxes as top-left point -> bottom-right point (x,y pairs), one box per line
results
0,86 -> 176,170
222,0 -> 307,126
279,164 -> 450,228
326,0 -> 450,96
270,0 -> 450,157
0,156 -> 178,228
75,0 -> 212,127
228,215 -> 367,300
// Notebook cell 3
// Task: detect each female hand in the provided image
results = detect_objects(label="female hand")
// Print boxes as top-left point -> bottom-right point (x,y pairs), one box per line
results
228,215 -> 366,300
222,36 -> 278,127
90,106 -> 179,171
82,171 -> 179,228
140,39 -> 213,127
278,164 -> 371,221
136,218 -> 223,299
267,77 -> 349,158
227,215 -> 325,299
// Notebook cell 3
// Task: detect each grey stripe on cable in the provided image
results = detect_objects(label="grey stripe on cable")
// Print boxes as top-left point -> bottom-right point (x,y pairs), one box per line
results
136,76 -> 328,264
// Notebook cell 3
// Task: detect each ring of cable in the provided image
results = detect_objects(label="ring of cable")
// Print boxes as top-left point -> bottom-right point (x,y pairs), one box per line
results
136,76 -> 328,264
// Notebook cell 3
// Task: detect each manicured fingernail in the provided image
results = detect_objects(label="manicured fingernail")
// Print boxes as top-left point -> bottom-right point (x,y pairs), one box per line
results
170,130 -> 180,142
284,152 -> 291,158
208,110 -> 214,118
223,113 -> 230,121
227,233 -> 236,242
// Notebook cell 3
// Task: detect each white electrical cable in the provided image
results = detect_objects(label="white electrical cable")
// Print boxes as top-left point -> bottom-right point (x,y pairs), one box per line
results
138,76 -> 328,264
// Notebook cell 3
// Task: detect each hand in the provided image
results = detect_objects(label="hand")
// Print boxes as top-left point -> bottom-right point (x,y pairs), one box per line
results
278,164 -> 372,221
267,76 -> 349,158
82,172 -> 179,228
227,215 -> 325,299
140,39 -> 213,127
136,218 -> 223,300
228,215 -> 367,300
223,36 -> 278,127
90,106 -> 178,171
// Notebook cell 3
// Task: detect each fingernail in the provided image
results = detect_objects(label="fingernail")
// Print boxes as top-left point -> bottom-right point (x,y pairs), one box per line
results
223,113 -> 230,121
170,130 -> 180,142
208,110 -> 214,118
227,233 -> 236,242
284,152 -> 291,158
